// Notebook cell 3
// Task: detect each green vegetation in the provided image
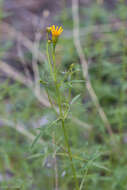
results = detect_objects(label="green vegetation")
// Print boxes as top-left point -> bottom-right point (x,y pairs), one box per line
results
0,1 -> 127,189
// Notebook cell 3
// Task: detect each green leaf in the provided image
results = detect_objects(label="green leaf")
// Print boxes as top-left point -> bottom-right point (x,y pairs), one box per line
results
27,153 -> 44,159
92,162 -> 110,171
31,131 -> 43,149
71,94 -> 81,105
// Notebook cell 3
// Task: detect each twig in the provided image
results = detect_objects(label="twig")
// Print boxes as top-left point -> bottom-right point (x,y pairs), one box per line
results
0,60 -> 33,87
0,21 -> 46,63
72,0 -> 113,137
17,42 -> 32,81
0,118 -> 44,144
32,28 -> 41,94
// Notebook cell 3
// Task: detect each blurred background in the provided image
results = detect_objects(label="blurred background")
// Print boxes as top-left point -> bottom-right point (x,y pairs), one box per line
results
0,0 -> 127,189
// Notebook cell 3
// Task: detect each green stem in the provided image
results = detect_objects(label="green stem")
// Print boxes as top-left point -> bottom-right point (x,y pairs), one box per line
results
47,42 -> 79,189
46,42 -> 54,79
61,119 -> 79,190
52,47 -> 62,115
118,28 -> 126,135
52,47 -> 79,190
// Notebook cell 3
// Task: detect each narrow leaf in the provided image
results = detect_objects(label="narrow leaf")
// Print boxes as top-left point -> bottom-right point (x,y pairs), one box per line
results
71,94 -> 81,105
92,162 -> 110,171
31,131 -> 43,149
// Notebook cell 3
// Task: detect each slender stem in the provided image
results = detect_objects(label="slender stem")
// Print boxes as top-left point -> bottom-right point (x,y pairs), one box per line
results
118,28 -> 126,135
52,47 -> 79,190
53,46 -> 57,78
46,42 -> 54,79
68,72 -> 73,103
46,42 -> 59,116
47,42 -> 79,189
61,119 -> 79,190
52,47 -> 62,115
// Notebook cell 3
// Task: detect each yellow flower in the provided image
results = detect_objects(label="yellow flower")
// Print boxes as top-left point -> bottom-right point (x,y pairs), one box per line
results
49,25 -> 63,45
50,25 -> 63,37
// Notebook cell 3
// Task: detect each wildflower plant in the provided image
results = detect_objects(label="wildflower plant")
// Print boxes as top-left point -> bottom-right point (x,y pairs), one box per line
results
46,25 -> 79,189
35,25 -> 80,189
1,1 -> 127,190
